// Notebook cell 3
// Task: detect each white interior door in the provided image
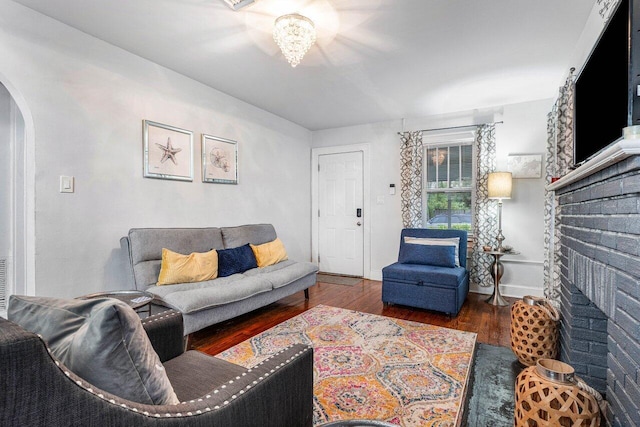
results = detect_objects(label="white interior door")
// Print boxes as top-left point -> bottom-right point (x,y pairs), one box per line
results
318,151 -> 364,276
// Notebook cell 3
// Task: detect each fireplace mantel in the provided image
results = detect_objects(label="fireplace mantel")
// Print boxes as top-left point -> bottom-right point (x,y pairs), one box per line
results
547,139 -> 640,191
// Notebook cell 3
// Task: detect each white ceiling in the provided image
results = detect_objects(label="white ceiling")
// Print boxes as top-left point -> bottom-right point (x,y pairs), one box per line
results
13,0 -> 595,130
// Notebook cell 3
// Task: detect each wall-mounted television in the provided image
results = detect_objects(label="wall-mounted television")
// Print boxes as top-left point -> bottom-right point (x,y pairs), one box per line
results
573,0 -> 640,166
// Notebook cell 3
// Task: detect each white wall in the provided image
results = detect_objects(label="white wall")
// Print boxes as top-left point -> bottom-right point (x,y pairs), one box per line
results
0,1 -> 312,298
312,100 -> 552,297
492,99 -> 552,298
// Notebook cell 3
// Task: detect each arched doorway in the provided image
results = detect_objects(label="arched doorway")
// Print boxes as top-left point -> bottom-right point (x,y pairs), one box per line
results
0,79 -> 35,315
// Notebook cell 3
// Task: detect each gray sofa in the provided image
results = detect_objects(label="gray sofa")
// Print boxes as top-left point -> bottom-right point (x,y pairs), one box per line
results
121,224 -> 318,335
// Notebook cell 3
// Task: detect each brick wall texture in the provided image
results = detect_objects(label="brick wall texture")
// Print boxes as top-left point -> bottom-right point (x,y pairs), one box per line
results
557,155 -> 640,427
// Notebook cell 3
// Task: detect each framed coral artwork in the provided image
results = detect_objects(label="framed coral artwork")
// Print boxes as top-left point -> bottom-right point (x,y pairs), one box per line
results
202,134 -> 238,184
143,120 -> 194,181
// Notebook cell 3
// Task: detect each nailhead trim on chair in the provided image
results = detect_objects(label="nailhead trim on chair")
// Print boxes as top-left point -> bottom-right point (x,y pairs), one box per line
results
140,309 -> 180,325
38,333 -> 310,418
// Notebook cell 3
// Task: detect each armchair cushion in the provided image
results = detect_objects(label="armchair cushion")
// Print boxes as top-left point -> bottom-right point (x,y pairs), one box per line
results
164,350 -> 247,401
7,295 -> 179,406
399,242 -> 456,267
402,236 -> 461,266
399,229 -> 468,268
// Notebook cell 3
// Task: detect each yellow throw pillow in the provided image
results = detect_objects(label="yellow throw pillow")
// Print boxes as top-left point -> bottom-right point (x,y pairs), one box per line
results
156,248 -> 218,286
250,238 -> 288,268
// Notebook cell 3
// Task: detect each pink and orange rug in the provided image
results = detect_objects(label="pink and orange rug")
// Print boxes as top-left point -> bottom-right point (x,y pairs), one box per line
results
216,305 -> 477,426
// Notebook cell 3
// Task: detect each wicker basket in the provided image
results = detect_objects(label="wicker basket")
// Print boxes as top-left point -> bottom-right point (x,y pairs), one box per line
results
514,359 -> 600,427
510,296 -> 559,366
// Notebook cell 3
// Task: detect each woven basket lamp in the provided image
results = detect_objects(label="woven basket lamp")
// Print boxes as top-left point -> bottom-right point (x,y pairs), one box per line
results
510,296 -> 559,366
514,359 -> 601,426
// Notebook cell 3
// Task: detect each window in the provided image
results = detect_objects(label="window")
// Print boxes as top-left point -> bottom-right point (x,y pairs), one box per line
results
423,131 -> 475,233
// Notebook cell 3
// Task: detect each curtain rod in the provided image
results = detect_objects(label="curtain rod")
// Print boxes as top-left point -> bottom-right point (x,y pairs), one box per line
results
397,121 -> 503,135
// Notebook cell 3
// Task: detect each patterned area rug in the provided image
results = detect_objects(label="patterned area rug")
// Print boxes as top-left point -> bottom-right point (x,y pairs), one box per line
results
216,305 -> 477,426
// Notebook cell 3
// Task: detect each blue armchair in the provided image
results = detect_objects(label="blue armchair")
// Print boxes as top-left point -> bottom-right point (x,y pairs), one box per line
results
382,228 -> 469,316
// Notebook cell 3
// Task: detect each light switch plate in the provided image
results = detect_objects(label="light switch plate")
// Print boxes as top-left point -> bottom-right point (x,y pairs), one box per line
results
59,176 -> 74,193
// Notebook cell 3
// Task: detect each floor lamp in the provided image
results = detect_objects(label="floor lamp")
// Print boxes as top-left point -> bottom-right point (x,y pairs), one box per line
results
488,172 -> 512,251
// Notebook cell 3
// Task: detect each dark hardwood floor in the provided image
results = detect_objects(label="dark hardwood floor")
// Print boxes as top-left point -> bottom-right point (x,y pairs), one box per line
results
191,278 -> 517,356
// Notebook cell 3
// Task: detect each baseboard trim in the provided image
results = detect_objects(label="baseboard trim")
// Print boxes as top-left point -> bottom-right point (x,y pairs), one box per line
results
369,270 -> 382,281
470,282 -> 544,299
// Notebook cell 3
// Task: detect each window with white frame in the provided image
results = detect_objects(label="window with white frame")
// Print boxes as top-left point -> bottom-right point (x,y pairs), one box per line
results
423,130 -> 475,233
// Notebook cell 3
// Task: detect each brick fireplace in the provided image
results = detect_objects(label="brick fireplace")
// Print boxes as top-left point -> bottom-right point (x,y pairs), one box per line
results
551,144 -> 640,427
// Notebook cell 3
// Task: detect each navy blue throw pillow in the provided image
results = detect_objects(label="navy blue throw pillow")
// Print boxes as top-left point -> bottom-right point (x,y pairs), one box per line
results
217,244 -> 258,277
400,244 -> 456,268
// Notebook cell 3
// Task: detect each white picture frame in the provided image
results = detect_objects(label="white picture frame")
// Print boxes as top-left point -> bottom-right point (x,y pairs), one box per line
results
202,134 -> 238,184
507,154 -> 543,179
143,120 -> 194,181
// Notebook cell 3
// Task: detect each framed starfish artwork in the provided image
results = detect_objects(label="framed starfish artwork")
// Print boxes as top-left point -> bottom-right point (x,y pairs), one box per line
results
143,120 -> 194,181
202,134 -> 238,184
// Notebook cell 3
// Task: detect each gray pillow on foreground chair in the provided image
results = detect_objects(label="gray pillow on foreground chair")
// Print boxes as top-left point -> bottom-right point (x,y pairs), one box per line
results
1,295 -> 313,426
8,295 -> 179,405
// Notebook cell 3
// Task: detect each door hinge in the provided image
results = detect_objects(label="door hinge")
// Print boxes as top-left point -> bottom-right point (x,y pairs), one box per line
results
318,255 -> 320,263
318,209 -> 320,217
318,164 -> 320,172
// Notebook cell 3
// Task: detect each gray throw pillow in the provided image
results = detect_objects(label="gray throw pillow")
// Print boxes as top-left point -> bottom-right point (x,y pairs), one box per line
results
8,295 -> 179,405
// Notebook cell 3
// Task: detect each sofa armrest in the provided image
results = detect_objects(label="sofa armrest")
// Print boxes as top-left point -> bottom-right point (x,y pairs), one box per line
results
141,309 -> 185,362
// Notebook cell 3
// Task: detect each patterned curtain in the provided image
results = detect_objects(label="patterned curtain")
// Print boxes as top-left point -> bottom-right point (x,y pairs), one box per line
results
400,131 -> 424,228
470,124 -> 497,287
543,72 -> 575,306
598,0 -> 618,17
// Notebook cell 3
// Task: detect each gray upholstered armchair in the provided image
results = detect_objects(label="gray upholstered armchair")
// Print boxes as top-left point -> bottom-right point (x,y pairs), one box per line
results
0,298 -> 313,426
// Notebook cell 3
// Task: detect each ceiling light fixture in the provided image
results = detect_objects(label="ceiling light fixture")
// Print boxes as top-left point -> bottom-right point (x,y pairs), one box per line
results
273,13 -> 316,68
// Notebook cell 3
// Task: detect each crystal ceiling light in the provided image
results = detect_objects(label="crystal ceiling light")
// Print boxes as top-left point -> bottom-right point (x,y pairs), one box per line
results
273,13 -> 316,68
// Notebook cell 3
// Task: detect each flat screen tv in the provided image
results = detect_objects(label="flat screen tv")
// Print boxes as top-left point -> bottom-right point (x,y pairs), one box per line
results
573,0 -> 636,166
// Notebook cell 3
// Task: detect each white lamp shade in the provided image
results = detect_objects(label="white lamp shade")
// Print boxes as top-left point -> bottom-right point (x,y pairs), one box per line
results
488,172 -> 512,199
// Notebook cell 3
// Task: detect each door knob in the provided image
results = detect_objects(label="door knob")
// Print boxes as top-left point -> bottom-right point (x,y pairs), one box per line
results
357,221 -> 362,226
